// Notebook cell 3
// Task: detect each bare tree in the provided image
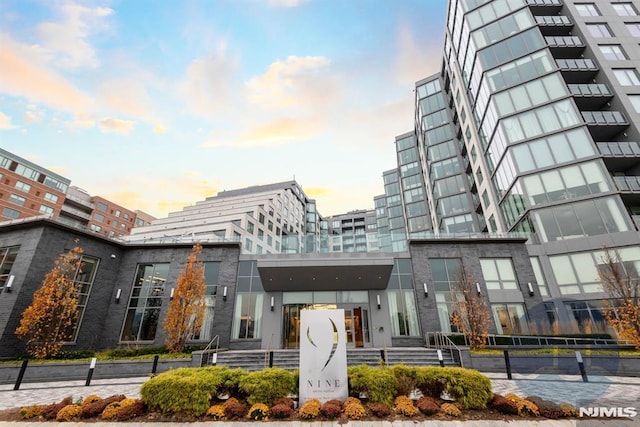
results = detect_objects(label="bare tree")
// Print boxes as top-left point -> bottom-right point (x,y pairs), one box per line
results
450,261 -> 491,350
598,248 -> 640,349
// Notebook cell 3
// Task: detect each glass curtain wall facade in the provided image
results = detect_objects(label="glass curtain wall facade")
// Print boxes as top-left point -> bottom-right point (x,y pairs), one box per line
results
382,0 -> 640,333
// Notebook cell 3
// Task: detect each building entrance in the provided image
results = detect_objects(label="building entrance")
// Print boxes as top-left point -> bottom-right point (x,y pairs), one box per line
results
282,304 -> 371,349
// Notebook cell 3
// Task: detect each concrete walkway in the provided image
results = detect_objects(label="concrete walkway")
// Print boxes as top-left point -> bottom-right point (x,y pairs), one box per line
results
0,373 -> 638,425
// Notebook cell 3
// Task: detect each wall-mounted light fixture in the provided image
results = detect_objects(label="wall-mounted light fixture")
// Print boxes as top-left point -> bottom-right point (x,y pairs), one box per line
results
423,282 -> 428,297
527,282 -> 535,297
376,294 -> 381,310
5,275 -> 14,293
270,296 -> 275,311
110,254 -> 116,259
170,288 -> 175,300
115,288 -> 121,304
223,286 -> 228,301
476,282 -> 482,296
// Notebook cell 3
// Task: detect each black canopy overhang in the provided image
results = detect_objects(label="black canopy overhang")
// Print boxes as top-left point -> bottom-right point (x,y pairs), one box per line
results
257,258 -> 395,292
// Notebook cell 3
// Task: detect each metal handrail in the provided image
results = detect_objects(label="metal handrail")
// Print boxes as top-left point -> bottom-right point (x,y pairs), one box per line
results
432,332 -> 631,349
425,332 -> 464,368
200,335 -> 220,366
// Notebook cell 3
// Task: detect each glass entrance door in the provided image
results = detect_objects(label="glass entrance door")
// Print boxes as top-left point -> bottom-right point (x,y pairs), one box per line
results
343,305 -> 371,348
282,304 -> 371,348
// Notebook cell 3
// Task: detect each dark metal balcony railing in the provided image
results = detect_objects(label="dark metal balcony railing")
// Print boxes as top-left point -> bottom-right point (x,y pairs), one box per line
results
536,15 -> 572,26
614,176 -> 640,192
556,58 -> 598,71
597,141 -> 640,156
582,111 -> 628,125
545,36 -> 584,48
526,0 -> 562,5
568,83 -> 612,97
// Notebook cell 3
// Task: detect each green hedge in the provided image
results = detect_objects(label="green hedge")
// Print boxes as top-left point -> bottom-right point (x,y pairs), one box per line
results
140,366 -> 228,416
347,364 -> 398,405
239,368 -> 296,406
415,366 -> 492,409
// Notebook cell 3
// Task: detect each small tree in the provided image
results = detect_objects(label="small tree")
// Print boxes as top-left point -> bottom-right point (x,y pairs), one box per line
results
164,242 -> 206,353
16,243 -> 83,358
450,261 -> 491,350
598,248 -> 640,349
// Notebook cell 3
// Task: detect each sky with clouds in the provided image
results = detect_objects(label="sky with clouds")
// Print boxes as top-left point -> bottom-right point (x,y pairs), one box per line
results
0,0 -> 447,219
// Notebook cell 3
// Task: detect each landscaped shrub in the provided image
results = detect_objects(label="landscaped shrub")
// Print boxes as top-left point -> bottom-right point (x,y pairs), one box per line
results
393,395 -> 419,417
41,396 -> 73,420
324,399 -> 344,410
81,394 -> 102,407
273,396 -> 295,409
415,366 -> 492,409
417,396 -> 440,415
80,395 -> 125,418
560,402 -> 578,417
298,399 -> 321,419
115,400 -> 146,421
348,364 -> 398,405
247,403 -> 269,420
505,393 -> 539,416
238,367 -> 296,406
269,403 -> 294,419
441,402 -> 462,417
101,398 -> 137,420
320,401 -> 342,419
218,367 -> 250,400
19,405 -> 42,419
223,397 -> 247,419
205,404 -> 225,420
490,394 -> 518,415
526,396 -> 564,419
368,402 -> 392,417
392,364 -> 418,396
344,399 -> 366,420
140,367 -> 226,416
55,404 -> 81,421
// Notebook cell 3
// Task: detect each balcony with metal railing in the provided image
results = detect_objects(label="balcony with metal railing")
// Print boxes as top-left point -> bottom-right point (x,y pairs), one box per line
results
568,83 -> 613,109
59,204 -> 92,221
526,0 -> 563,15
582,111 -> 629,140
614,176 -> 640,192
545,36 -> 585,58
556,58 -> 599,83
536,15 -> 573,36
597,141 -> 640,172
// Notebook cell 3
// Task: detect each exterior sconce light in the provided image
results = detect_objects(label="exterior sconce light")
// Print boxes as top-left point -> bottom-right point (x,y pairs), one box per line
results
423,282 -> 428,297
270,296 -> 275,311
476,282 -> 482,296
115,288 -> 121,304
5,275 -> 14,293
223,286 -> 228,301
376,294 -> 381,309
527,282 -> 535,297
170,288 -> 175,300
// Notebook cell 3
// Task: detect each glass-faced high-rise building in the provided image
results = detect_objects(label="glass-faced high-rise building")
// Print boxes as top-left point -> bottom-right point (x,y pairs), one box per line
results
379,0 -> 640,331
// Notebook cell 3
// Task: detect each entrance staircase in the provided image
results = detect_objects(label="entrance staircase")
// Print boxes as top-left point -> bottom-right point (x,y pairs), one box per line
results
209,347 -> 459,370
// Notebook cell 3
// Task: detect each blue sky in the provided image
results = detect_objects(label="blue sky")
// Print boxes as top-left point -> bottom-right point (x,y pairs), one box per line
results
0,0 -> 447,218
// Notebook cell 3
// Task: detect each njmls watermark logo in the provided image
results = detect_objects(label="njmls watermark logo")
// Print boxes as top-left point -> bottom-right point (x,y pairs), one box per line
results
579,407 -> 638,418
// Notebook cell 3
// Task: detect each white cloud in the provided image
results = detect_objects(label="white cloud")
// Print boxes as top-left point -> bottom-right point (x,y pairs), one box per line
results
0,35 -> 94,113
267,0 -> 309,7
36,2 -> 113,69
0,112 -> 14,129
394,24 -> 441,84
98,117 -> 135,134
245,56 -> 335,110
98,78 -> 157,122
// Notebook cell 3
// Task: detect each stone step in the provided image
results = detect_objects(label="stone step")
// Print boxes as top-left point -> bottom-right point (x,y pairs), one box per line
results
210,348 -> 459,370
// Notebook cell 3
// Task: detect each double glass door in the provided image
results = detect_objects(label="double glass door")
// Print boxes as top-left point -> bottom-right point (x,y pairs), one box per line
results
282,304 -> 371,348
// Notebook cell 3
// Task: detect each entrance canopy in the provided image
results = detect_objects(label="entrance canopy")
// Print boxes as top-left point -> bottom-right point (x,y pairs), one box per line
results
257,255 -> 395,291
